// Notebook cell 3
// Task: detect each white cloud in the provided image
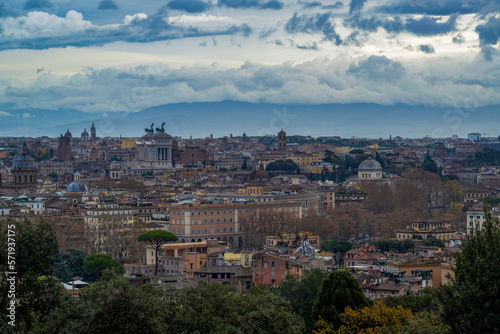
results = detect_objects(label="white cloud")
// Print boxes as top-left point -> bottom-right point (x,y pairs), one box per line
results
123,13 -> 148,25
0,10 -> 93,40
0,111 -> 12,117
1,55 -> 499,113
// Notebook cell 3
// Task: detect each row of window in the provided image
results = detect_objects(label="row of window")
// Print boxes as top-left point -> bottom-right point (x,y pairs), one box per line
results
173,226 -> 243,235
172,207 -> 299,216
97,223 -> 133,229
191,227 -> 234,235
88,211 -> 132,216
171,218 -> 235,225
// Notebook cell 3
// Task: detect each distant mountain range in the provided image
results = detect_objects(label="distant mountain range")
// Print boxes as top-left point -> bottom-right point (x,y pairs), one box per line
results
0,101 -> 498,139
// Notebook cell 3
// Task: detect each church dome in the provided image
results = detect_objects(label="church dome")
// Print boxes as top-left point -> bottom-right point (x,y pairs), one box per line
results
358,157 -> 382,171
12,144 -> 35,169
81,128 -> 89,138
254,169 -> 269,180
66,172 -> 87,193
66,181 -> 88,193
65,129 -> 72,138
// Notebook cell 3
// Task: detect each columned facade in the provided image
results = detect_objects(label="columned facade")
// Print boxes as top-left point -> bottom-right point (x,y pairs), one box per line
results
128,132 -> 174,174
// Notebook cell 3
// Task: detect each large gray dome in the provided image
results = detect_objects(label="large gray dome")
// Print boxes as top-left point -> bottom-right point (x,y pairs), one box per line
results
66,181 -> 88,193
12,147 -> 35,169
358,157 -> 382,171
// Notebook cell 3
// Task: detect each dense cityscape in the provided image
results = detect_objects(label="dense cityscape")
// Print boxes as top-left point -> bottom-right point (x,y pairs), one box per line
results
2,0 -> 500,332
2,124 -> 500,332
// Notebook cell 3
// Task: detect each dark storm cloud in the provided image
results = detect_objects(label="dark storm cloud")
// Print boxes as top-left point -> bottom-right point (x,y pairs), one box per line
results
23,0 -> 54,10
285,12 -> 342,45
97,0 -> 118,10
349,0 -> 367,13
260,0 -> 283,10
379,0 -> 499,16
476,16 -> 500,46
347,55 -> 405,80
345,13 -> 458,36
323,2 -> 343,10
0,1 -> 19,17
301,1 -> 322,10
217,0 -> 283,10
419,44 -> 435,53
405,14 -> 458,36
300,0 -> 343,10
167,0 -> 210,13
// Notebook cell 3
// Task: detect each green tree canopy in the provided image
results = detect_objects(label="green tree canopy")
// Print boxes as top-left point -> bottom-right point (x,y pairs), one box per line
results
440,208 -> 500,333
0,219 -> 67,333
421,236 -> 446,248
34,272 -> 167,334
422,151 -> 438,174
138,230 -> 178,276
266,159 -> 300,173
166,281 -> 304,334
53,249 -> 87,282
82,254 -> 125,282
349,149 -> 365,155
475,148 -> 500,165
372,239 -> 415,253
384,287 -> 442,314
274,269 -> 327,333
321,241 -> 353,254
312,270 -> 372,330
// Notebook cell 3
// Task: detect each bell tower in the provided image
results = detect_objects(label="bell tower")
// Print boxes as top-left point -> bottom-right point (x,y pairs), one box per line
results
277,128 -> 286,152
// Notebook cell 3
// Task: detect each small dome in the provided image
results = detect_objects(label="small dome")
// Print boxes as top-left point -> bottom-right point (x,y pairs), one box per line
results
254,170 -> 269,179
358,157 -> 382,171
81,129 -> 89,137
12,144 -> 35,169
66,181 -> 88,193
65,129 -> 72,138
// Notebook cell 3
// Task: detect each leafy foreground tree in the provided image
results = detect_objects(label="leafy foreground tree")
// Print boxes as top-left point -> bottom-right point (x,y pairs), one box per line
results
384,287 -> 442,314
33,271 -> 168,334
53,249 -> 87,281
138,230 -> 178,276
166,281 -> 305,334
440,208 -> 500,333
82,254 -> 125,282
274,269 -> 328,333
312,270 -> 372,330
314,301 -> 412,334
0,219 -> 68,334
314,301 -> 448,334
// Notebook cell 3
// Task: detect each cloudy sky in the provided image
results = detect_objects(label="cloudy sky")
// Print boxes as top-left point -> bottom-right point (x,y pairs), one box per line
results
0,0 -> 499,136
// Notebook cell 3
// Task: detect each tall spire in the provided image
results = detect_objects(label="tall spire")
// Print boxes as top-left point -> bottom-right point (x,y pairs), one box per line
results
91,122 -> 95,129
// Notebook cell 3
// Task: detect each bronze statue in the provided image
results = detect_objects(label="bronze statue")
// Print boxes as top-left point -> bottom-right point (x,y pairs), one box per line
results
156,122 -> 166,133
145,123 -> 154,133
